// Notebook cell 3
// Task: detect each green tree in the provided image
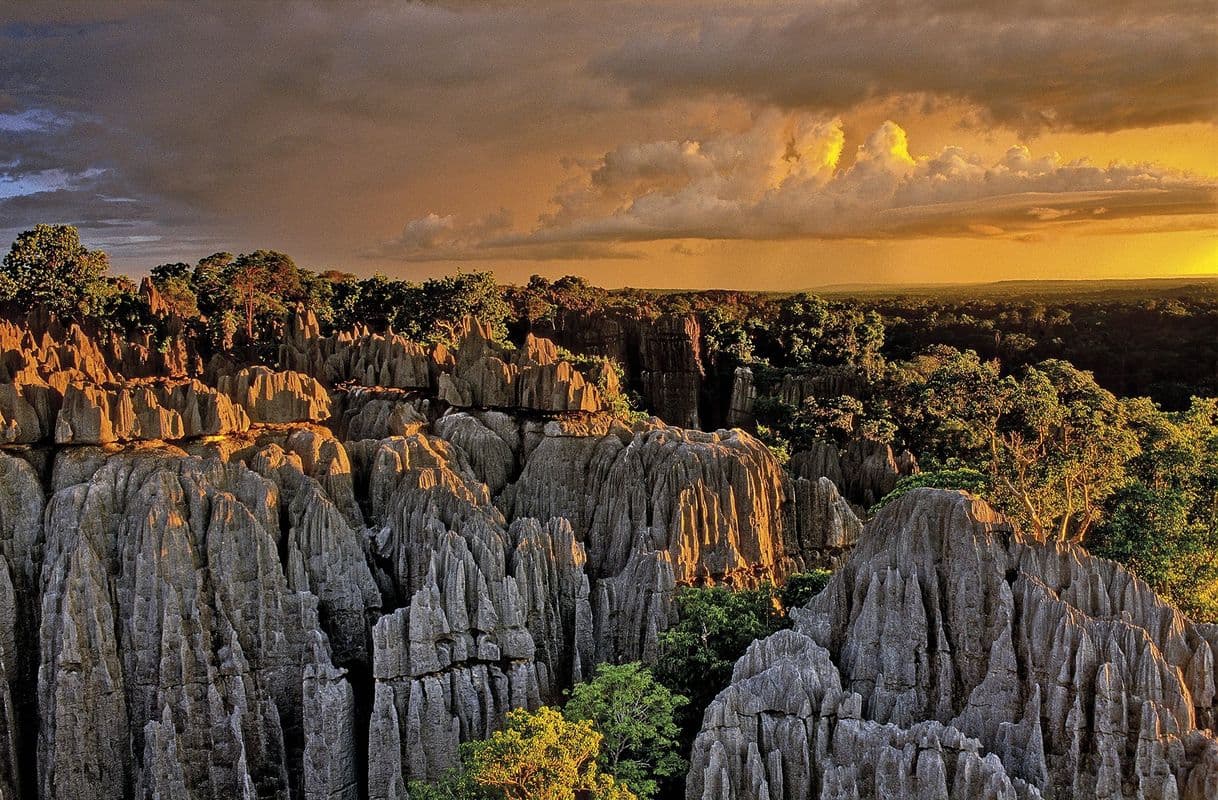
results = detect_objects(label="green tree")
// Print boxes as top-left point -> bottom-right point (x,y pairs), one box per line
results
150,262 -> 200,318
1092,397 -> 1218,619
883,346 -> 1007,468
150,261 -> 192,285
787,394 -> 867,450
222,249 -> 303,343
296,268 -> 336,326
767,293 -> 884,373
564,663 -> 686,800
778,570 -> 833,610
86,275 -> 155,331
655,585 -> 785,742
990,360 -> 1139,543
406,769 -> 485,800
700,304 -> 756,365
1,224 -> 111,318
156,277 -> 200,318
191,252 -> 235,319
333,273 -> 403,331
397,271 -> 511,344
773,293 -> 831,367
459,707 -> 635,800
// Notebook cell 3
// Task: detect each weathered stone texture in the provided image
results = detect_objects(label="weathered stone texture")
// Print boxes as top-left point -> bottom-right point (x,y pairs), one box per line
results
688,489 -> 1218,800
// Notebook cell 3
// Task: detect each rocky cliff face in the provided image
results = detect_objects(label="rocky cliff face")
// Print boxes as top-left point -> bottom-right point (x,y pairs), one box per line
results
282,311 -> 610,414
790,434 -> 920,509
535,310 -> 704,427
687,489 -> 1218,800
0,315 -> 829,798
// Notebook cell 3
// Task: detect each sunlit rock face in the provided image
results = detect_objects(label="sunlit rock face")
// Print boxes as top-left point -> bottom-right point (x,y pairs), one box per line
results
281,311 -> 611,414
687,489 -> 1218,800
0,315 -> 843,795
37,447 -> 355,800
507,421 -> 793,586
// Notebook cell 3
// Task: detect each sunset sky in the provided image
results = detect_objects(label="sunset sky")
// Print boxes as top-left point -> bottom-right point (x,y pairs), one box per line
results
1,1 -> 1215,289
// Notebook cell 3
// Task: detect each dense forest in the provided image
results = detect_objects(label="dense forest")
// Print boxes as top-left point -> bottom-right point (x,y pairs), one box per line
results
4,224 -> 1218,799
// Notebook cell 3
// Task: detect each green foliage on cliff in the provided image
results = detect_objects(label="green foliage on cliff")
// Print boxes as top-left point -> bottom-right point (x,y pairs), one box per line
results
871,468 -> 991,514
778,569 -> 834,610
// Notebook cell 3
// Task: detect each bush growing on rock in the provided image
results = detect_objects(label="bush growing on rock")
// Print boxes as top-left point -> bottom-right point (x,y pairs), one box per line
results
777,569 -> 833,610
870,467 -> 991,513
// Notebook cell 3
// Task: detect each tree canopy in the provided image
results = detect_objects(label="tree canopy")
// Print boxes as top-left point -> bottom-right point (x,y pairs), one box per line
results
563,663 -> 686,800
1,223 -> 113,319
411,707 -> 636,800
989,359 -> 1139,543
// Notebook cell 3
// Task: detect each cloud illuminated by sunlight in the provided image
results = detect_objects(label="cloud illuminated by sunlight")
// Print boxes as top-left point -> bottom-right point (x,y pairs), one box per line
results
379,117 -> 1218,261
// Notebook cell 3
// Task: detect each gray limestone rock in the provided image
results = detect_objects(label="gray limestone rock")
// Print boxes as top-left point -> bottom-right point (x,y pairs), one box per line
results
36,448 -> 351,799
726,366 -> 756,430
689,489 -> 1218,800
789,476 -> 863,568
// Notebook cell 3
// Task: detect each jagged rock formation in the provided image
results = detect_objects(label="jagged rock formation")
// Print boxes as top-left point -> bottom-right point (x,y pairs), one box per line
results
38,448 -> 358,799
506,421 -> 792,587
436,321 -> 606,413
281,311 -> 609,414
726,366 -> 756,430
791,434 -> 919,508
687,489 -> 1218,800
26,313 -> 1207,800
54,379 -> 250,443
219,366 -> 332,423
788,476 -> 863,568
0,302 -> 810,795
536,310 -> 703,427
278,307 -> 442,390
0,318 -> 335,447
777,368 -> 867,409
331,387 -> 430,442
637,314 -> 703,429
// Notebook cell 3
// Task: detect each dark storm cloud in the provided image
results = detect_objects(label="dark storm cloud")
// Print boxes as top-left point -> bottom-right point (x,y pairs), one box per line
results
0,1 -> 1214,271
0,2 -> 647,266
597,0 -> 1218,134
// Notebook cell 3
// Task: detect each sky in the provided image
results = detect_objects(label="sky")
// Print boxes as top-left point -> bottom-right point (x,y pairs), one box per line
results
1,1 -> 1216,290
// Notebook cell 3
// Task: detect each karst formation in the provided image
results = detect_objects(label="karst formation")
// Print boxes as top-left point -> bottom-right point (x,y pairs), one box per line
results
0,309 -> 1212,800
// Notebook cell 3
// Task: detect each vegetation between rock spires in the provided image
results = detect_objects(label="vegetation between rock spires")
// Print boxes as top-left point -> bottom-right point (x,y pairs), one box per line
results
407,707 -> 636,800
406,664 -> 685,800
777,569 -> 834,611
563,663 -> 687,800
653,585 -> 789,748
